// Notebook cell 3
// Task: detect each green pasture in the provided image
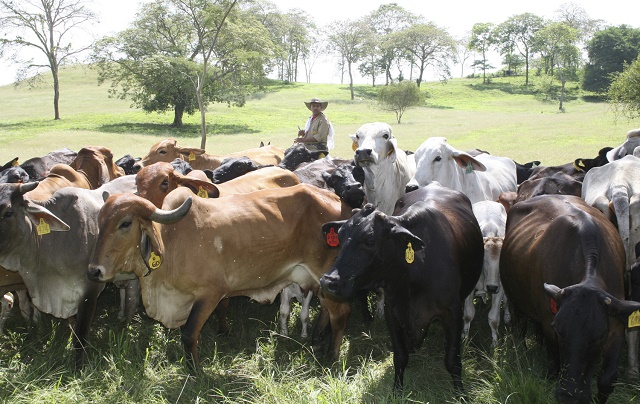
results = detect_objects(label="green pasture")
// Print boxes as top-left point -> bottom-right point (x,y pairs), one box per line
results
1,65 -> 639,165
1,66 -> 640,403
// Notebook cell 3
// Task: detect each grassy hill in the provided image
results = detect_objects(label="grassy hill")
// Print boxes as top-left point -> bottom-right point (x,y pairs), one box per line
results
1,65 -> 639,165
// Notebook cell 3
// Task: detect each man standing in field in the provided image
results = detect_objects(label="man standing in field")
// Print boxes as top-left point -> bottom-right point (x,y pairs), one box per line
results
294,97 -> 334,153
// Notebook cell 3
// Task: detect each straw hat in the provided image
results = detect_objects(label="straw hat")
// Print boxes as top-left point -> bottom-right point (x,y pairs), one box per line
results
304,98 -> 328,111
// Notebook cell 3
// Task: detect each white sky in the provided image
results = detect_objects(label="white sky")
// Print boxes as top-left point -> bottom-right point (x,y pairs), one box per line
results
1,0 -> 639,86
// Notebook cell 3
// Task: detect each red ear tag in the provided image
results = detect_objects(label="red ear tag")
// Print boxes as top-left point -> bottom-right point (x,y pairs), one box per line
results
550,297 -> 558,315
326,228 -> 339,247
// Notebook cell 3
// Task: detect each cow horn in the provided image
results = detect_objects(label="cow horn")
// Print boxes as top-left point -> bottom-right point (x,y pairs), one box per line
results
150,197 -> 193,224
18,182 -> 38,194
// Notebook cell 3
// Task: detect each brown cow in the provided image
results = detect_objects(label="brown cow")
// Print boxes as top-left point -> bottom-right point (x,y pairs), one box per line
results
87,184 -> 352,368
500,195 -> 640,403
25,146 -> 124,201
515,171 -> 583,203
133,138 -> 285,172
135,162 -> 300,209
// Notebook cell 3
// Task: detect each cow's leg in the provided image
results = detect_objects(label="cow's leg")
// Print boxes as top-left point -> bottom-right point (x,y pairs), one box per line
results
386,310 -> 410,391
355,290 -> 373,325
375,288 -> 385,319
213,298 -> 230,335
625,328 -> 639,378
73,282 -> 104,370
311,306 -> 331,355
488,289 -> 505,347
299,290 -> 313,338
462,292 -> 475,340
118,287 -> 126,321
318,296 -> 351,360
123,279 -> 140,323
443,305 -> 465,397
597,324 -> 624,404
181,297 -> 220,370
279,286 -> 293,336
15,289 -> 32,321
0,293 -> 13,334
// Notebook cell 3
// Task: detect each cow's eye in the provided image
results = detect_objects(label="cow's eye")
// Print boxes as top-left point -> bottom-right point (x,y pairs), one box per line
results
158,149 -> 167,155
434,156 -> 442,162
161,179 -> 169,187
355,135 -> 359,140
119,221 -> 132,230
2,209 -> 12,219
383,133 -> 389,139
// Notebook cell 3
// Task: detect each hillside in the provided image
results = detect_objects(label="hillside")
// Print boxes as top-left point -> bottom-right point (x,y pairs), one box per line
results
1,65 -> 639,165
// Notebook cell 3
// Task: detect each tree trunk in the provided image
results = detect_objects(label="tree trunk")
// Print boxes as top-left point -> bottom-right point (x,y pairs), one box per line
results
348,61 -> 355,100
52,65 -> 60,120
172,105 -> 184,127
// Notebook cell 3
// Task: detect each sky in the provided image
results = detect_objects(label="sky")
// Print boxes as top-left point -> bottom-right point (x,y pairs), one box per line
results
1,0 -> 639,86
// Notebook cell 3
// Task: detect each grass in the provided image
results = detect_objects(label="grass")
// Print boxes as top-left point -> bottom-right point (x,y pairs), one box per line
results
1,66 -> 640,403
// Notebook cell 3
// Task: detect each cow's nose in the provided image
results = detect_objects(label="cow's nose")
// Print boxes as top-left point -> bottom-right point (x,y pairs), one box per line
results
355,149 -> 372,160
405,183 -> 419,193
320,272 -> 340,294
132,163 -> 142,173
87,265 -> 104,282
486,285 -> 499,294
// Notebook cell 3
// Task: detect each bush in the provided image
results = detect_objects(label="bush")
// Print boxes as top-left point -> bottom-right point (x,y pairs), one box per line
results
377,81 -> 425,124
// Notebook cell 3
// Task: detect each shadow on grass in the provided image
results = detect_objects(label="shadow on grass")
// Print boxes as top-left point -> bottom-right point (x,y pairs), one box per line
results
97,122 -> 259,137
466,81 -> 539,96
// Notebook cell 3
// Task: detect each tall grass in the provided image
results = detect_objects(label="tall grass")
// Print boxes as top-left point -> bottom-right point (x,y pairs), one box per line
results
1,66 -> 640,402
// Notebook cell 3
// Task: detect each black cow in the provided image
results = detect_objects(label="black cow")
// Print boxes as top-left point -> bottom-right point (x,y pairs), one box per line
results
322,165 -> 365,209
515,171 -> 582,203
20,148 -> 77,182
0,158 -> 29,184
278,143 -> 328,171
528,147 -> 612,181
500,195 -> 640,403
115,154 -> 140,175
209,156 -> 261,183
319,183 -> 484,395
513,160 -> 541,184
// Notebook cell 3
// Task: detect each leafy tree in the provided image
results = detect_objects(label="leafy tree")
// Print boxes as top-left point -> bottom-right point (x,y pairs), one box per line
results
390,22 -> 456,87
583,25 -> 640,93
609,55 -> 640,120
553,2 -> 603,46
0,0 -> 96,119
377,80 -> 424,124
494,13 -> 545,85
468,23 -> 495,84
327,19 -> 371,100
532,22 -> 580,111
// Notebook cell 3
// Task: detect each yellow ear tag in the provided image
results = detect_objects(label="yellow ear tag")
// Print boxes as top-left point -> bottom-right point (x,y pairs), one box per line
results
12,160 -> 19,167
629,310 -> 640,328
197,186 -> 209,198
188,152 -> 196,161
148,252 -> 162,270
405,242 -> 414,264
352,141 -> 358,151
36,218 -> 51,236
319,153 -> 326,159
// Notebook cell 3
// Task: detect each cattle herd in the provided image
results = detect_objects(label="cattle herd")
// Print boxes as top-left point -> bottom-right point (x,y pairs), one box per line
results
2,123 -> 640,403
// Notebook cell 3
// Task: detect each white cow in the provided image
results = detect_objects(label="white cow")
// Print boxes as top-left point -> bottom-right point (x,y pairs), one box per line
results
279,284 -> 313,338
406,137 -> 517,204
351,122 -> 416,215
463,201 -> 509,346
606,128 -> 640,162
582,154 -> 640,377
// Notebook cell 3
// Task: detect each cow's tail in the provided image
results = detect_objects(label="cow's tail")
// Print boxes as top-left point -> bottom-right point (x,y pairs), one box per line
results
610,185 -> 631,272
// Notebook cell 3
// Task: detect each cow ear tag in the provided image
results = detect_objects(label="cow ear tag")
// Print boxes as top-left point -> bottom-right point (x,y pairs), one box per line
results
319,153 -> 326,159
405,242 -> 414,263
629,310 -> 640,328
352,141 -> 358,151
466,161 -> 473,174
326,228 -> 339,247
188,152 -> 196,161
197,186 -> 209,198
550,297 -> 558,315
36,218 -> 51,236
12,159 -> 19,167
148,252 -> 163,271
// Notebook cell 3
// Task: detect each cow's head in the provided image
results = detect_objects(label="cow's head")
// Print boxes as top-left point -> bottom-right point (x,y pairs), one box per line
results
87,192 -> 193,281
71,146 -> 125,187
133,138 -> 205,173
351,122 -> 398,168
320,204 -> 424,299
322,165 -> 365,209
279,143 -> 326,171
408,137 -> 487,192
0,182 -> 69,257
136,162 -> 220,208
543,282 -> 640,403
211,156 -> 260,183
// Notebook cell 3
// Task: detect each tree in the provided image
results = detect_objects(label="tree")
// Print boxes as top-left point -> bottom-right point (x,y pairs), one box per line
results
391,22 -> 456,87
0,0 -> 96,120
532,22 -> 580,111
377,80 -> 424,124
468,23 -> 495,84
554,2 -> 603,46
454,34 -> 473,78
494,13 -> 545,85
327,19 -> 371,100
583,25 -> 640,93
608,55 -> 640,120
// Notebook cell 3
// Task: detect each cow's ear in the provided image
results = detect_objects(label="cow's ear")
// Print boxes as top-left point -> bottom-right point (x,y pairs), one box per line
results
601,292 -> 640,319
389,225 -> 425,251
177,177 -> 220,198
452,152 -> 487,172
178,147 -> 205,158
543,283 -> 563,301
321,171 -> 333,188
140,222 -> 164,273
25,202 -> 70,232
